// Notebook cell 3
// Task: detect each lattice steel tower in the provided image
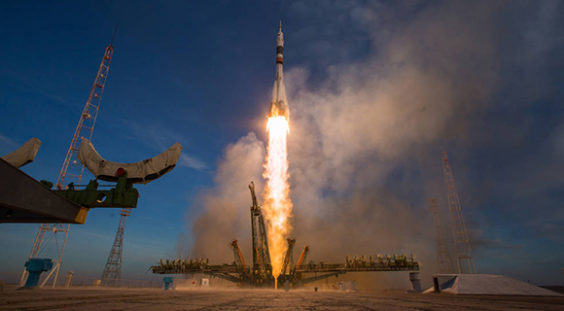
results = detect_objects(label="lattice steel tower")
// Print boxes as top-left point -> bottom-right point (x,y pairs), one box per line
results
101,208 -> 131,286
441,149 -> 476,274
427,197 -> 455,273
19,36 -> 115,288
57,37 -> 114,189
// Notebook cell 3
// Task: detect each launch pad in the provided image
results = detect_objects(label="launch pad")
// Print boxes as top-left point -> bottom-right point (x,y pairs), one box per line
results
150,182 -> 420,288
3,286 -> 563,311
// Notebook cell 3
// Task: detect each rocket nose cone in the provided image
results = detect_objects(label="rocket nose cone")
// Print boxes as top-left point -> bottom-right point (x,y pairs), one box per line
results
276,22 -> 284,47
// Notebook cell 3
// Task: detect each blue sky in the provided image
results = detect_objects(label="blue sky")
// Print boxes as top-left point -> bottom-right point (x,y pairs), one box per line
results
1,0 -> 564,286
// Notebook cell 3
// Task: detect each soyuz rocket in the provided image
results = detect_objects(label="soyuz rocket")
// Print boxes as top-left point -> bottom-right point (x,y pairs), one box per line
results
269,22 -> 289,120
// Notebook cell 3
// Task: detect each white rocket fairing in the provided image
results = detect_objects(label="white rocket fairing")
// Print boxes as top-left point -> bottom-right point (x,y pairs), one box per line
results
269,21 -> 289,120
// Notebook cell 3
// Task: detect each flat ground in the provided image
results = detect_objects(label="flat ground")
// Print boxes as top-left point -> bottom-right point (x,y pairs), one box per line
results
1,286 -> 563,311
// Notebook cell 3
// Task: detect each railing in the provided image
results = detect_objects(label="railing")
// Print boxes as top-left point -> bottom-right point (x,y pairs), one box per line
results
295,261 -> 420,273
150,254 -> 420,276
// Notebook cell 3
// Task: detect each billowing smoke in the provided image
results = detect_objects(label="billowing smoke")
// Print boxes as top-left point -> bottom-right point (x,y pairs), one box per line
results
187,1 -> 506,289
190,133 -> 265,262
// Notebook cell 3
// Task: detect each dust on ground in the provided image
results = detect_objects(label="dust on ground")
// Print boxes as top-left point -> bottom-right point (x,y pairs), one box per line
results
1,285 -> 564,310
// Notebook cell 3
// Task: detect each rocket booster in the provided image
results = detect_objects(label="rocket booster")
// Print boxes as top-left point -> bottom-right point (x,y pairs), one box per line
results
269,22 -> 289,120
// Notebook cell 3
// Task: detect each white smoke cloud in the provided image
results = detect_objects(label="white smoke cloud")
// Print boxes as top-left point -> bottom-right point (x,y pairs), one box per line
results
190,133 -> 265,262
286,0 -> 502,249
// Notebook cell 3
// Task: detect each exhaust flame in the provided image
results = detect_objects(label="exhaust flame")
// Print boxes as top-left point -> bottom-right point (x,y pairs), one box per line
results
263,115 -> 292,278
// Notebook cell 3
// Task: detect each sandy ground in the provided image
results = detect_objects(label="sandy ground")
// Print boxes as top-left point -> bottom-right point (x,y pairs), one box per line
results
1,286 -> 563,311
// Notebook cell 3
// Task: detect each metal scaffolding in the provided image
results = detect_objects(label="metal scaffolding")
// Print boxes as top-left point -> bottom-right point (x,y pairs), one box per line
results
19,37 -> 115,287
101,208 -> 131,286
428,197 -> 455,273
441,149 -> 476,274
150,182 -> 420,288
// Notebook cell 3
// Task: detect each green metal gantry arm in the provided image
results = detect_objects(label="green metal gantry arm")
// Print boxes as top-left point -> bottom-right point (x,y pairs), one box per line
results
46,172 -> 139,209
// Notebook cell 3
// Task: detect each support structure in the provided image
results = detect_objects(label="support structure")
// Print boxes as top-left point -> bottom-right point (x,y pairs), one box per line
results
151,182 -> 420,288
294,246 -> 309,274
101,208 -> 131,286
20,36 -> 115,287
1,157 -> 86,223
19,224 -> 69,287
56,38 -> 114,190
427,197 -> 454,273
281,238 -> 295,275
441,149 -> 476,274
231,240 -> 247,274
249,181 -> 273,285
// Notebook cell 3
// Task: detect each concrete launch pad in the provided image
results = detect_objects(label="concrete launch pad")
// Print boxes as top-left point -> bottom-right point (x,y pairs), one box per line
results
1,287 -> 563,310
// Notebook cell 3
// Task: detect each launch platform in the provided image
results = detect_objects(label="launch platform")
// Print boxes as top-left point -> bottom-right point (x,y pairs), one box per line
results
151,182 -> 420,288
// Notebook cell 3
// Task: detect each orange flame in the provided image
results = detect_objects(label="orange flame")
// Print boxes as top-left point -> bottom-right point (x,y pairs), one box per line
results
263,115 -> 292,278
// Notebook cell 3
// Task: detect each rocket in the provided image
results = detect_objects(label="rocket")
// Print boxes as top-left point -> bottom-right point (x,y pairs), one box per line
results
269,21 -> 289,120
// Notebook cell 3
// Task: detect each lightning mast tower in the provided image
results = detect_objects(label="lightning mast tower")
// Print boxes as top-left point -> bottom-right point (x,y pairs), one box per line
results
441,149 -> 476,274
20,35 -> 116,287
427,197 -> 455,273
101,208 -> 131,286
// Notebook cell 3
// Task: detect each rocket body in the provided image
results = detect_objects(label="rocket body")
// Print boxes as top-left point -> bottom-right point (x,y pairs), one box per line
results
269,23 -> 289,120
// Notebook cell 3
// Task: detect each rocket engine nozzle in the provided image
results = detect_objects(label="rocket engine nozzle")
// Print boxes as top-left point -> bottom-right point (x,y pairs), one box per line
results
269,100 -> 289,120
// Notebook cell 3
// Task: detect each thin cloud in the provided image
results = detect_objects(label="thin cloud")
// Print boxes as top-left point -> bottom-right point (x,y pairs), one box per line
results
1,68 -> 72,108
0,133 -> 18,148
179,153 -> 206,171
118,118 -> 207,171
